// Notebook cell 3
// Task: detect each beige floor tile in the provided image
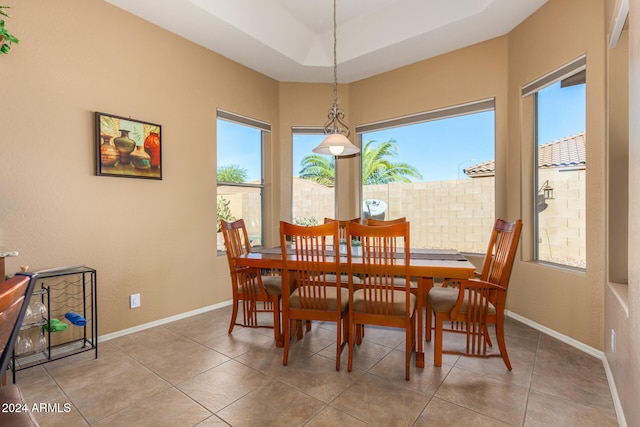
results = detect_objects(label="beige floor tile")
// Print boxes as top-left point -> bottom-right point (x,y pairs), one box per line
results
368,348 -> 451,394
331,372 -> 429,426
435,367 -> 528,425
203,326 -> 275,358
415,397 -> 512,427
276,353 -> 362,402
66,364 -> 170,423
235,340 -> 310,378
328,335 -> 394,371
531,335 -> 616,415
46,344 -> 142,392
305,405 -> 370,426
109,326 -> 200,364
216,380 -> 326,427
453,345 -> 535,388
92,388 -> 212,427
524,390 -> 619,427
145,343 -> 230,384
165,312 -> 231,343
176,360 -> 273,413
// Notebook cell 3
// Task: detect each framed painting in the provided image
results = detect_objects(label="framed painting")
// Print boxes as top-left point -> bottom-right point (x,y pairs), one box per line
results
95,112 -> 162,180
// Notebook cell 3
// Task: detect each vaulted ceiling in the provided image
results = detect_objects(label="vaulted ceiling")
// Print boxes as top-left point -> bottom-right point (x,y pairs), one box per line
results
105,0 -> 548,83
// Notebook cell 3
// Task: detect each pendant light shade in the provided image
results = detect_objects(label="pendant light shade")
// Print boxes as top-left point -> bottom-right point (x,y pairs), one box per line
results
312,0 -> 360,158
312,133 -> 360,156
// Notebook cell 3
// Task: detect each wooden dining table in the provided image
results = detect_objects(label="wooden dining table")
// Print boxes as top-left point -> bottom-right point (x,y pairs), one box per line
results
234,247 -> 476,368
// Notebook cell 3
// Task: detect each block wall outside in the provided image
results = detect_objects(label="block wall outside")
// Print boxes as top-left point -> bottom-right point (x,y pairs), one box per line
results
219,171 -> 585,263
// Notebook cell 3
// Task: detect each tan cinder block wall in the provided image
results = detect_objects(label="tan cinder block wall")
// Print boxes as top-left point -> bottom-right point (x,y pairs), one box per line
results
537,168 -> 587,267
363,178 -> 495,252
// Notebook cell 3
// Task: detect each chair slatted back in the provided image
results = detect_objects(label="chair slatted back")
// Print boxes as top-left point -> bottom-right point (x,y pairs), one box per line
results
324,217 -> 360,244
478,218 -> 523,292
347,222 -> 410,316
220,219 -> 251,270
280,221 -> 340,311
365,217 -> 407,226
221,219 -> 267,300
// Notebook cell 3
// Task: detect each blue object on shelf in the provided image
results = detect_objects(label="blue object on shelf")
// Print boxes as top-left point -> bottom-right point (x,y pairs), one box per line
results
64,311 -> 87,326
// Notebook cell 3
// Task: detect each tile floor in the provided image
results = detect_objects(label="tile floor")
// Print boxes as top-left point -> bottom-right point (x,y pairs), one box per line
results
14,306 -> 619,426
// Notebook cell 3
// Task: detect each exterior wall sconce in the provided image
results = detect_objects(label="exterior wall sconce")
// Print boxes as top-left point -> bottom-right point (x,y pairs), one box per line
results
539,180 -> 554,200
536,180 -> 554,213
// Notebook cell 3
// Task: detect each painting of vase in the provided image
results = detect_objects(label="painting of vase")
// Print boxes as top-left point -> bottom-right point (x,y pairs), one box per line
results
95,112 -> 162,180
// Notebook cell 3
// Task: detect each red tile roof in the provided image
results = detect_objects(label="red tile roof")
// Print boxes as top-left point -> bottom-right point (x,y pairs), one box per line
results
465,132 -> 585,177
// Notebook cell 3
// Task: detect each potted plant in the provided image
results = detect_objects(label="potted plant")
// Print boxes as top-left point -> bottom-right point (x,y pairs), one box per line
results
339,238 -> 347,255
351,238 -> 363,257
1,5 -> 19,54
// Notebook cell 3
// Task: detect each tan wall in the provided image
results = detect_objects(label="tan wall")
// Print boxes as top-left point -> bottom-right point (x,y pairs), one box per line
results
0,0 -> 279,335
506,0 -> 606,351
606,0 -> 640,424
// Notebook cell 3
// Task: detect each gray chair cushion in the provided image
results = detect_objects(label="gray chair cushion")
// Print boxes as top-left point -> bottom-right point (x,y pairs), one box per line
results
261,275 -> 283,296
236,275 -> 282,296
427,286 -> 496,315
352,289 -> 417,315
290,286 -> 349,311
323,273 -> 363,284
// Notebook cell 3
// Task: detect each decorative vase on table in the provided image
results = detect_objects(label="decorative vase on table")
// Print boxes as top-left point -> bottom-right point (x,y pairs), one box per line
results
99,134 -> 119,166
144,131 -> 160,168
113,129 -> 136,164
130,146 -> 151,170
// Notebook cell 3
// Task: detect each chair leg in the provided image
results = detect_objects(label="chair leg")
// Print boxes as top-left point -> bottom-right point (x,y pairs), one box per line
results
347,315 -> 355,372
405,324 -> 412,381
283,315 -> 290,366
495,316 -> 512,370
335,317 -> 343,371
434,312 -> 443,367
425,306 -> 432,342
272,297 -> 283,347
228,298 -> 239,334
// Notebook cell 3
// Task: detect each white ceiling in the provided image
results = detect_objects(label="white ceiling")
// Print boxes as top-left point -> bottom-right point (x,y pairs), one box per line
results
105,0 -> 548,83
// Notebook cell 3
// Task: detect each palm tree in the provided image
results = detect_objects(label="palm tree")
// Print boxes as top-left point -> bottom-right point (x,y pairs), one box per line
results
298,155 -> 336,186
298,139 -> 422,186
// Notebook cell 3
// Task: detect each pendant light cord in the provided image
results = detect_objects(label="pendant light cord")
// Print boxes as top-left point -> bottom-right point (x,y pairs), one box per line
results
332,0 -> 338,107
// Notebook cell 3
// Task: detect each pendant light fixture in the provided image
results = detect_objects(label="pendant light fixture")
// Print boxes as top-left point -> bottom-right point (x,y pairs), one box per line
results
312,0 -> 360,157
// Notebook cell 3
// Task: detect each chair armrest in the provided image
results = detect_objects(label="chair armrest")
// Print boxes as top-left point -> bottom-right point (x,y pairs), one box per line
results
450,278 -> 506,318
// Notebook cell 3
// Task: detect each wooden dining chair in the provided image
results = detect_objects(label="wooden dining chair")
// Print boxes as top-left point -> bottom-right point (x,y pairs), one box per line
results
221,219 -> 282,344
365,217 -> 406,226
279,221 -> 349,370
346,221 -> 417,380
426,218 -> 522,369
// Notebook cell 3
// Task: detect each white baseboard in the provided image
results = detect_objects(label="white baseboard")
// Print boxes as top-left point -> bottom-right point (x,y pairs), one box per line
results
505,310 -> 603,359
98,300 -> 232,343
602,355 -> 628,427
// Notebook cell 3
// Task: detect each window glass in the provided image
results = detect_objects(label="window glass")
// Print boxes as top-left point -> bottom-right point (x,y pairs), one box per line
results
292,132 -> 335,225
535,75 -> 586,268
216,117 -> 264,250
360,109 -> 495,252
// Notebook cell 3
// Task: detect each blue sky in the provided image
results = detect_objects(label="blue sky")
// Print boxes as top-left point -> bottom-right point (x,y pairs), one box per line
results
218,81 -> 585,183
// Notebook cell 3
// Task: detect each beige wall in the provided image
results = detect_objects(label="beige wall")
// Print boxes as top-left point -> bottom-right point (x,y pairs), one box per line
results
505,0 -> 606,351
606,0 -> 640,424
0,0 -> 279,334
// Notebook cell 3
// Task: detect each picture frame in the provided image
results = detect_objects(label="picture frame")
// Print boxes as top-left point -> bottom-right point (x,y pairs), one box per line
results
95,112 -> 162,180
